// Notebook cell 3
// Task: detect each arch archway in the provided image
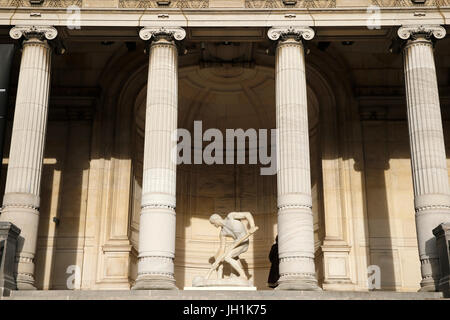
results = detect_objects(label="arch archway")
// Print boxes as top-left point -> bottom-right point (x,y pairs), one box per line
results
85,43 -> 367,291
131,63 -> 322,289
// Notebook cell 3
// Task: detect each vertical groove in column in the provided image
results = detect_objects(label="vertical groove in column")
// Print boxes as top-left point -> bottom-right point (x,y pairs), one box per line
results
277,41 -> 311,201
404,40 -> 450,199
134,36 -> 178,289
402,34 -> 450,291
142,42 -> 177,200
275,37 -> 318,290
5,41 -> 50,196
0,37 -> 52,290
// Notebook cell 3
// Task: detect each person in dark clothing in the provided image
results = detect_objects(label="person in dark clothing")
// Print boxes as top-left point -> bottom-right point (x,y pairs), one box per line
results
267,236 -> 279,288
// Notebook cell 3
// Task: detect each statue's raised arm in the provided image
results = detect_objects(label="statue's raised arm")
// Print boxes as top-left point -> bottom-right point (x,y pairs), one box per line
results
227,211 -> 257,234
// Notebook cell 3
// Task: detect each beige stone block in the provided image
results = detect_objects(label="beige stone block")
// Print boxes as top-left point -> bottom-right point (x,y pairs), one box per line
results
327,256 -> 348,278
209,0 -> 244,7
105,256 -> 128,277
399,249 -> 421,290
336,0 -> 370,7
82,0 -> 118,8
191,215 -> 219,238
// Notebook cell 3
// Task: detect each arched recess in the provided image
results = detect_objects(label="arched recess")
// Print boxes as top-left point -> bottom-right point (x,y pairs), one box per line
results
80,43 -> 370,291
130,63 -> 323,289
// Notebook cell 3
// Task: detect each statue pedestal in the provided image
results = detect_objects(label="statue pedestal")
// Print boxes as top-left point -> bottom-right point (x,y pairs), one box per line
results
192,276 -> 253,287
184,286 -> 257,291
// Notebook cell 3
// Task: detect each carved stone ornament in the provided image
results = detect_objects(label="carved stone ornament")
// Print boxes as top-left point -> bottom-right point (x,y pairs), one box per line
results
398,25 -> 446,41
139,26 -> 186,41
267,26 -> 315,42
9,25 -> 58,41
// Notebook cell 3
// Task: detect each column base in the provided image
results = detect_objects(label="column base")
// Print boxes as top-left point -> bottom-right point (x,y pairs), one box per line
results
132,275 -> 178,290
418,279 -> 439,293
13,265 -> 37,290
16,273 -> 37,290
16,282 -> 37,290
418,257 -> 441,292
275,277 -> 322,291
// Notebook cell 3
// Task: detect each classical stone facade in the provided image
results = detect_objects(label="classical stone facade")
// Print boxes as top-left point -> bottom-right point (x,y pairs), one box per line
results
0,0 -> 449,294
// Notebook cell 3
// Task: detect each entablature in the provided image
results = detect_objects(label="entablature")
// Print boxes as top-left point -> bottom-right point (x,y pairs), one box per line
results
2,0 -> 450,9
1,0 -> 450,27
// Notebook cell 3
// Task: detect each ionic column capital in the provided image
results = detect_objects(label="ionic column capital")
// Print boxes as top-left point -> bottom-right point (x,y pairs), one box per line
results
268,26 -> 315,43
139,26 -> 186,42
398,25 -> 446,42
10,25 -> 58,41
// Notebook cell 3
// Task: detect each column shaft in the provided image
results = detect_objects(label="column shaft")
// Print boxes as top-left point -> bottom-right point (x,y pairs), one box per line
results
133,35 -> 179,290
0,35 -> 53,290
272,31 -> 319,290
401,28 -> 450,291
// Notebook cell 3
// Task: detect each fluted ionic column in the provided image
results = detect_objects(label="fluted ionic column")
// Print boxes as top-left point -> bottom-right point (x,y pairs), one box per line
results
132,27 -> 185,290
268,26 -> 320,291
398,25 -> 450,292
0,26 -> 57,290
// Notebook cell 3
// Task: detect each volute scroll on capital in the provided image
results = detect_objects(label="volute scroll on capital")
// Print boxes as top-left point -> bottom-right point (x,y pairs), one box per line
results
139,27 -> 186,42
267,26 -> 315,42
9,25 -> 58,41
397,25 -> 446,41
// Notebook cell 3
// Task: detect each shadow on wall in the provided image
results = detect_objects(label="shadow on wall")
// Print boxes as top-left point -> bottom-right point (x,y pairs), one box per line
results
0,119 -> 92,290
358,116 -> 450,291
173,162 -> 280,289
360,120 -> 397,290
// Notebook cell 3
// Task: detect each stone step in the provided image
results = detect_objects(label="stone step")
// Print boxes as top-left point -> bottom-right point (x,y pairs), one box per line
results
1,290 -> 446,300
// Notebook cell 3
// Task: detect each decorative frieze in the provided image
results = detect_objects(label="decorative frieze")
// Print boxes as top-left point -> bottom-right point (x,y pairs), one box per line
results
119,0 -> 208,8
3,0 -> 450,8
373,0 -> 450,7
246,0 -> 335,8
0,0 -> 208,7
0,0 -> 82,7
2,0 -> 450,7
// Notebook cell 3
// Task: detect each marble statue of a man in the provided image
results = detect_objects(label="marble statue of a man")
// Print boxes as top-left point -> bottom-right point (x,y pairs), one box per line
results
209,212 -> 258,279
192,212 -> 258,287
